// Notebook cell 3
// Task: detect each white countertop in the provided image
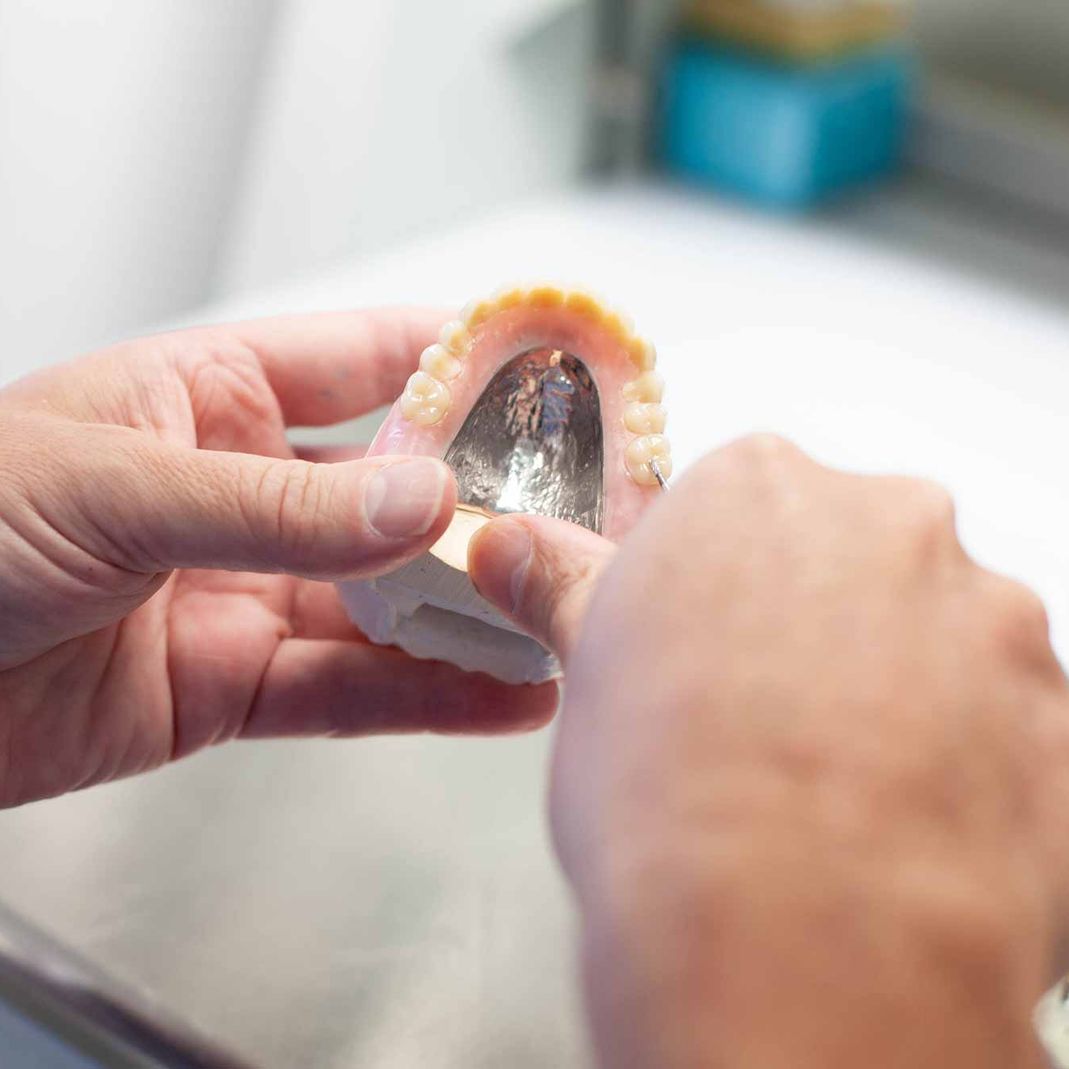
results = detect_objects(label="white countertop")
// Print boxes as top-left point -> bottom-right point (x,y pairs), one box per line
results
3,182 -> 1069,1067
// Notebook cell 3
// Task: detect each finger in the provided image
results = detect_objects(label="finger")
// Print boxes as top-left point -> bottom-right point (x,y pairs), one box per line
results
240,638 -> 560,737
53,425 -> 457,579
290,580 -> 371,641
468,515 -> 616,664
292,443 -> 370,463
227,307 -> 451,426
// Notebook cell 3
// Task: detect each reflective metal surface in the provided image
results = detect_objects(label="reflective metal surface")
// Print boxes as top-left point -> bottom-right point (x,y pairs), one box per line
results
0,900 -> 251,1068
444,348 -> 604,533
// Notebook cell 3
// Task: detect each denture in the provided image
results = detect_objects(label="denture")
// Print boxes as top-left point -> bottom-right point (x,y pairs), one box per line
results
337,284 -> 671,684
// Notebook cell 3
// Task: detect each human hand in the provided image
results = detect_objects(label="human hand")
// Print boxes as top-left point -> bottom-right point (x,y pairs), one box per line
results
470,436 -> 1069,1069
0,311 -> 555,807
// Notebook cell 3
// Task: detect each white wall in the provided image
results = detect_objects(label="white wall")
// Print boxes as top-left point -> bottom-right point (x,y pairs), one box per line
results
0,0 -> 591,384
0,1 -> 280,373
218,0 -> 590,297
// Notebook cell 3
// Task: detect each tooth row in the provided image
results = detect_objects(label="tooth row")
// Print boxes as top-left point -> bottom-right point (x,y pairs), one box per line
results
459,283 -> 656,373
621,369 -> 672,485
398,318 -> 472,426
401,286 -> 671,486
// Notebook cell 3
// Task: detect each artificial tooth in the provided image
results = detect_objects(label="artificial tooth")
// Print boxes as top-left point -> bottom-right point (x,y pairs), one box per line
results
602,310 -> 632,350
438,320 -> 471,355
527,284 -> 565,309
563,289 -> 604,321
627,337 -> 656,372
456,286 -> 658,398
603,307 -> 635,343
625,434 -> 673,486
492,286 -> 526,310
400,371 -> 450,426
622,370 -> 665,404
461,298 -> 496,329
623,402 -> 667,435
419,343 -> 462,381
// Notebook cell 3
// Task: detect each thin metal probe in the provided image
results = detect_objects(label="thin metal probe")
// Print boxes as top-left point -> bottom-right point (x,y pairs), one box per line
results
650,457 -> 669,492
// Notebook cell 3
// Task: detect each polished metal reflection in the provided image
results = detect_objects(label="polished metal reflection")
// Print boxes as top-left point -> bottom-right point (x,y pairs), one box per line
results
444,348 -> 604,532
650,457 -> 669,493
0,899 -> 251,1068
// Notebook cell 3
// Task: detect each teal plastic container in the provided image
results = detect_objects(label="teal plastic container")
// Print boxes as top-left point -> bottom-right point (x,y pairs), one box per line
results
660,42 -> 912,207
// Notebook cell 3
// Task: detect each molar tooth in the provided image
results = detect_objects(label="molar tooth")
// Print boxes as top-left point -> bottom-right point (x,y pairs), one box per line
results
419,343 -> 462,381
438,320 -> 471,355
626,434 -> 673,487
400,371 -> 450,426
623,402 -> 667,435
622,370 -> 665,404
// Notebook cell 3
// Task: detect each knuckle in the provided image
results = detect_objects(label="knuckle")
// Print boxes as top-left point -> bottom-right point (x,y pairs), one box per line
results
255,459 -> 326,557
528,547 -> 597,647
176,332 -> 281,438
725,433 -> 804,471
896,478 -> 959,547
987,576 -> 1052,648
908,478 -> 956,525
696,434 -> 808,496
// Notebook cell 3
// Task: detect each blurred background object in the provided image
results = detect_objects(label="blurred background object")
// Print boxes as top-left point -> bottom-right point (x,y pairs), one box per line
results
5,1 -> 1069,1067
659,1 -> 912,206
5,0 -> 1069,377
0,0 -> 594,373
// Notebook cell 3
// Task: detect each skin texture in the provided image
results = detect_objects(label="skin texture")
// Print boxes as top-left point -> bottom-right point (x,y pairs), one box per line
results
470,435 -> 1069,1069
0,310 -> 557,807
5,317 -> 1068,1067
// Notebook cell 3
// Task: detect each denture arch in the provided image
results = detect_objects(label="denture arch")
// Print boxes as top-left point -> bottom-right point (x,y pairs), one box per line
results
396,284 -> 672,500
337,283 -> 671,684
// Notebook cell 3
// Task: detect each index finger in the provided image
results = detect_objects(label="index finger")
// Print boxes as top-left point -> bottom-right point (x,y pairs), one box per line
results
227,306 -> 451,426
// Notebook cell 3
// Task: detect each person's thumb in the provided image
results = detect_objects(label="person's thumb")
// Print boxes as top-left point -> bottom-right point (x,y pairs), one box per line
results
52,428 -> 457,579
468,515 -> 615,664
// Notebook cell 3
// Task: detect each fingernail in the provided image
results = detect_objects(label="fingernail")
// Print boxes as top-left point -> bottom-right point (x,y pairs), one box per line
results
472,519 -> 532,614
366,459 -> 448,538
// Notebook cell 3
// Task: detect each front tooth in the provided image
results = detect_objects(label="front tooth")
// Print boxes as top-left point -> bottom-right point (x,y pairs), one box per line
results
563,289 -> 605,321
623,402 -> 667,435
419,343 -> 462,381
626,434 -> 673,486
493,286 -> 526,310
438,320 -> 471,355
622,370 -> 665,404
400,371 -> 450,426
527,284 -> 565,309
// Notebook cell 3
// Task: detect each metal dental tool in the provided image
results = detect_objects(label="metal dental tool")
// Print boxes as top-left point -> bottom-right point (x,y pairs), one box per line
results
650,456 -> 669,492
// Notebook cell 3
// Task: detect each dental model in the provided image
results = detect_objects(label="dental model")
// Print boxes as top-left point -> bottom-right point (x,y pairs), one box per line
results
337,284 -> 671,684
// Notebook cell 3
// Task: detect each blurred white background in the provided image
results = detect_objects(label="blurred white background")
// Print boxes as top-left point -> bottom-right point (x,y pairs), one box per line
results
0,0 -> 589,375
4,0 -> 1069,379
